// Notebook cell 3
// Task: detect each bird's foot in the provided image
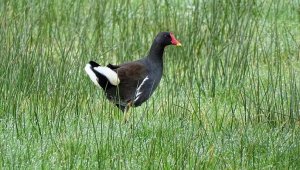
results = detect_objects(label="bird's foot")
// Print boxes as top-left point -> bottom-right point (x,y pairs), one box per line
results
123,102 -> 133,124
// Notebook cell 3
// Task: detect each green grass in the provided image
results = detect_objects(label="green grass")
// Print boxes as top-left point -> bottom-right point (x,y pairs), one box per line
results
1,0 -> 300,169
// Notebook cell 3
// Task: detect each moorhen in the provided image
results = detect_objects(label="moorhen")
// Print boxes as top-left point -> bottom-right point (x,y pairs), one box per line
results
85,32 -> 181,122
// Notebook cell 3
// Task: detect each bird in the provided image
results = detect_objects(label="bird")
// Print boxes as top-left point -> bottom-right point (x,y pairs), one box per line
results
85,32 -> 181,122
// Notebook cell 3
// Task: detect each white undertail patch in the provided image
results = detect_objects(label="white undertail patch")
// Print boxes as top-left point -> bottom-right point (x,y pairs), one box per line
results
93,66 -> 120,86
134,76 -> 149,102
85,64 -> 101,88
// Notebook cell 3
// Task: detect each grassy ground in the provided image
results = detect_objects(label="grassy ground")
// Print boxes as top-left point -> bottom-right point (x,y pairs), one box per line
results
1,0 -> 300,169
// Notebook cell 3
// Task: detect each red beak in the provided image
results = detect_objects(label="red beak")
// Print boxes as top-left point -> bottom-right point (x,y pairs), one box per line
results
170,33 -> 182,46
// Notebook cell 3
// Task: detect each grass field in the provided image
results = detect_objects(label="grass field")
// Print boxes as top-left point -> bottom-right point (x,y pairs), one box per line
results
1,0 -> 300,169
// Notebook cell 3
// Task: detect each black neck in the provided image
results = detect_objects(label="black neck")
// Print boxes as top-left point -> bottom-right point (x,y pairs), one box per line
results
148,40 -> 165,62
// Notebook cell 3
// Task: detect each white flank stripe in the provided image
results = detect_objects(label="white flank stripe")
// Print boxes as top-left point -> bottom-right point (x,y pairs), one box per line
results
94,66 -> 120,86
134,76 -> 149,102
85,64 -> 101,88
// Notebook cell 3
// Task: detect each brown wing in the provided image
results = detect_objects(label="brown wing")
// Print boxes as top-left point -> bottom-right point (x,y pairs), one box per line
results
115,62 -> 148,102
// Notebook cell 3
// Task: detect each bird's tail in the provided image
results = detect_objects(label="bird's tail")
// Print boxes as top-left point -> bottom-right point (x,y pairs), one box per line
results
85,61 -> 120,89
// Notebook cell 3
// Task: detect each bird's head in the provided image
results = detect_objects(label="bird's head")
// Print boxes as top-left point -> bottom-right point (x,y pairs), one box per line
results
155,32 -> 182,47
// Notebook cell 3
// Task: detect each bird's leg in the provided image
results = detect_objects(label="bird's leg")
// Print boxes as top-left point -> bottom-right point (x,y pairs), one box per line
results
123,101 -> 133,123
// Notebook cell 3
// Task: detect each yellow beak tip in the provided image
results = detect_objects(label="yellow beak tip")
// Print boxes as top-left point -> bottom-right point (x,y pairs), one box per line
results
176,43 -> 182,47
